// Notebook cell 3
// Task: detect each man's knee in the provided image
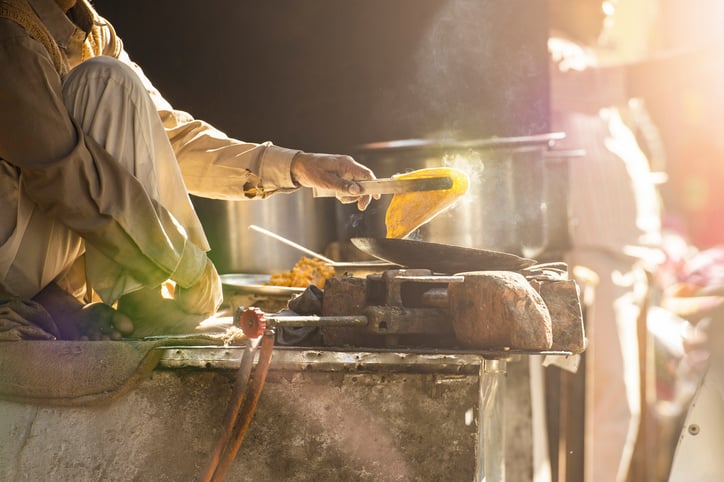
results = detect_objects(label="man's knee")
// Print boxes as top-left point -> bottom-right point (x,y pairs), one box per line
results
62,56 -> 144,106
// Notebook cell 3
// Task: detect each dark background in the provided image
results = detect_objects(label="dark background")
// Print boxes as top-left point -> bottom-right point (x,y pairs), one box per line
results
95,1 -> 550,154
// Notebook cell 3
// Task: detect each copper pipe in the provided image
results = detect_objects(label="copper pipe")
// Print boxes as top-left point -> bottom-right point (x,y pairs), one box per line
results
211,332 -> 275,481
201,341 -> 257,482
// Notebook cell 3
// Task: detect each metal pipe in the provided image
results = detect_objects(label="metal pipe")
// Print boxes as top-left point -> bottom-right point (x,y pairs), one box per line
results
265,314 -> 368,329
475,359 -> 507,482
212,332 -> 276,481
202,340 -> 258,482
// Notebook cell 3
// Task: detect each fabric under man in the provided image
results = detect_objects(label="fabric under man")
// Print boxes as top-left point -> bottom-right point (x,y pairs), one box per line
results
0,0 -> 377,339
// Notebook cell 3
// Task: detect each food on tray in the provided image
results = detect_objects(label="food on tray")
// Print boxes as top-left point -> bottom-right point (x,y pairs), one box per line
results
267,256 -> 335,289
385,167 -> 469,239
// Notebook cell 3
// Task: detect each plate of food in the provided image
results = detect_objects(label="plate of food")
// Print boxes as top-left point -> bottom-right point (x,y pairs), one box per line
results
220,256 -> 338,296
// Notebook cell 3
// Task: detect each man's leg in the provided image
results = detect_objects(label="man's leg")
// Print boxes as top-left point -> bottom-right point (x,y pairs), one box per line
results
61,56 -> 209,305
1,133 -> 136,339
1,57 -> 210,339
61,57 -> 211,336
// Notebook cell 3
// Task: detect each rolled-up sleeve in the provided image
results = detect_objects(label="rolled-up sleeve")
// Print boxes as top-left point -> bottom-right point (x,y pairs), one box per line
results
0,27 -> 206,289
159,110 -> 300,199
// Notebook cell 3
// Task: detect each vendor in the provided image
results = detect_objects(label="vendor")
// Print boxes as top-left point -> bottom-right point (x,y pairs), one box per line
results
0,0 -> 377,340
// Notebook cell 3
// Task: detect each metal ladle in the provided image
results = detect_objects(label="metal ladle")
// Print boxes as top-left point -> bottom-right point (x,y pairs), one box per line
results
248,224 -> 336,264
248,225 -> 398,274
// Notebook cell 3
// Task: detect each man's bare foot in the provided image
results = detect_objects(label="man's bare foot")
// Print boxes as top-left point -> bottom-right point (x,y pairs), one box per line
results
32,283 -> 133,340
116,286 -> 207,338
77,303 -> 134,340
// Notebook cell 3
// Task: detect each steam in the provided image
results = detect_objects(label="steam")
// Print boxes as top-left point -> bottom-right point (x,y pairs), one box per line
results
412,2 -> 495,137
441,151 -> 484,207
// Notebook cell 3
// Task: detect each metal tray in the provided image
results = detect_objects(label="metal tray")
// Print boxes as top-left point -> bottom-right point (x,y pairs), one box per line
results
219,274 -> 305,296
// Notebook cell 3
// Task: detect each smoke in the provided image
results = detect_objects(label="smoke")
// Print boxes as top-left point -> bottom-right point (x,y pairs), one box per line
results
411,1 -> 496,137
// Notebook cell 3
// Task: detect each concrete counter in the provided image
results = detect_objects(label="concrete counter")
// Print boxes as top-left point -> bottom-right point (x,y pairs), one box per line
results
0,345 -> 535,481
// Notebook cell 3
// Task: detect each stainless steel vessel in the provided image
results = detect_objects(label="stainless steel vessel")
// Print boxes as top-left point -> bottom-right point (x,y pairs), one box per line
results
192,192 -> 336,274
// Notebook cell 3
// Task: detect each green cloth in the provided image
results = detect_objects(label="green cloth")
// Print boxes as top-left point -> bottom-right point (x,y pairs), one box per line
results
0,297 -> 58,341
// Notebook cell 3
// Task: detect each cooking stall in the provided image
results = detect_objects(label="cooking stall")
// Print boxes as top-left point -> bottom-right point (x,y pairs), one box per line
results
0,248 -> 584,481
0,1 -> 586,481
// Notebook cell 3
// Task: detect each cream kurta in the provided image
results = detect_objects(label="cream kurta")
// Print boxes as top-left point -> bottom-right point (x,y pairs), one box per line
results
0,0 -> 300,302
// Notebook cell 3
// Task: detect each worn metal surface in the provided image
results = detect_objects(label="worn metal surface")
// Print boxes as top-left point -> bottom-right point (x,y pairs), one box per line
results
539,280 -> 586,353
504,358 -> 535,482
321,276 -> 377,347
363,306 -> 451,336
476,359 -> 507,481
316,269 -> 583,352
160,346 -> 488,371
158,345 -> 568,370
448,271 -> 553,351
243,370 -> 480,481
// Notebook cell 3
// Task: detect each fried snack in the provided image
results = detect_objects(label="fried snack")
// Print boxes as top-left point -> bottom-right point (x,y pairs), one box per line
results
385,167 -> 469,239
267,256 -> 336,289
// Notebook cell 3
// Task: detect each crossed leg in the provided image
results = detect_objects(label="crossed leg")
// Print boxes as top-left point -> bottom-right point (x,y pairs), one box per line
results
5,56 -> 212,339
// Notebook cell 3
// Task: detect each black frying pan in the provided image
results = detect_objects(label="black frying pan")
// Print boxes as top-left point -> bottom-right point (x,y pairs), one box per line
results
350,238 -> 537,274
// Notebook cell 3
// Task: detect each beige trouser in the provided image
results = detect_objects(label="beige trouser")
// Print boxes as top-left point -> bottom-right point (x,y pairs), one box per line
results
0,56 -> 206,304
568,248 -> 644,482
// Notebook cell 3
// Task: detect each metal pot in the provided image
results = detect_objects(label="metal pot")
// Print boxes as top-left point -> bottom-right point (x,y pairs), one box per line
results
540,149 -> 582,259
336,133 -> 564,258
423,144 -> 547,256
192,191 -> 336,274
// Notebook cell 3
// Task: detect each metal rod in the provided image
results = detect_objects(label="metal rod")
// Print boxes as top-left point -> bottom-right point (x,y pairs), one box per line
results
315,177 -> 453,197
267,314 -> 368,328
248,224 -> 336,264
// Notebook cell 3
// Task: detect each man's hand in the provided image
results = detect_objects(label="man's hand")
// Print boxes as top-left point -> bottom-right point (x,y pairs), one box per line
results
291,152 -> 379,211
175,258 -> 223,316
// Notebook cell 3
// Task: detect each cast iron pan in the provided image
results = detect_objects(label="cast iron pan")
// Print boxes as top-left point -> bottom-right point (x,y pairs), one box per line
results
351,238 -> 537,274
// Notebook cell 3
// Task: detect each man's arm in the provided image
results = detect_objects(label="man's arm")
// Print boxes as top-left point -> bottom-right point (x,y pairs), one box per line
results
103,18 -> 375,207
